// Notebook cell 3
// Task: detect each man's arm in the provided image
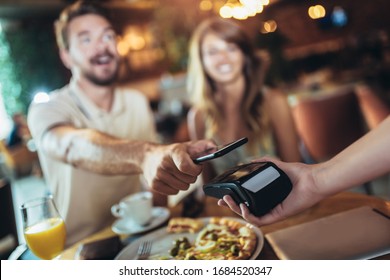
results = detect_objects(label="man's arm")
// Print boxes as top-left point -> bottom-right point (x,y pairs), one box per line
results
41,125 -> 215,195
42,125 -> 151,174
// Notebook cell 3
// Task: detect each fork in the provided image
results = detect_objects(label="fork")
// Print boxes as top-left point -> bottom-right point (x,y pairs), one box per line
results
136,240 -> 152,260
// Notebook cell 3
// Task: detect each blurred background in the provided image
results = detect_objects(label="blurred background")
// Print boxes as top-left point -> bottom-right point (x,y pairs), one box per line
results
1,0 -> 390,138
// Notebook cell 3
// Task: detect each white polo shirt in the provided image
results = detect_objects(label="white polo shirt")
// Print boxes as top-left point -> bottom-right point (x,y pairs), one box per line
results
27,79 -> 157,246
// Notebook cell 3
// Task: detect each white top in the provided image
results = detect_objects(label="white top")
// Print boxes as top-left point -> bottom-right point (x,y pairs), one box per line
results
27,79 -> 157,246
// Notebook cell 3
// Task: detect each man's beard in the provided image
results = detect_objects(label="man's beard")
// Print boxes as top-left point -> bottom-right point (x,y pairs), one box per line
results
83,51 -> 120,86
84,67 -> 119,86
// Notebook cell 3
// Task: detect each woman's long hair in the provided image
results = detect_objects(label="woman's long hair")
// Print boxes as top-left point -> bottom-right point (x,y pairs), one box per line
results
187,17 -> 270,148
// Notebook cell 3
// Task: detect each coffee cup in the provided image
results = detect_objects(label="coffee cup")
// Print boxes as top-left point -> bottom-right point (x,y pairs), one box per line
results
111,191 -> 153,226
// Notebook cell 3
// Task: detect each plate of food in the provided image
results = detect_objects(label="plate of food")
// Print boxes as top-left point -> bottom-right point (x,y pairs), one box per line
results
115,216 -> 263,260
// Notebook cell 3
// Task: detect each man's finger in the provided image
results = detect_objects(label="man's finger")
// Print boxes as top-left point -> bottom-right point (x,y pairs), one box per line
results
161,155 -> 200,184
152,180 -> 180,195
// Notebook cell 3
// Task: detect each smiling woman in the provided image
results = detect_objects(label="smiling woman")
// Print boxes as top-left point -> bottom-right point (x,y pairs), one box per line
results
186,17 -> 302,184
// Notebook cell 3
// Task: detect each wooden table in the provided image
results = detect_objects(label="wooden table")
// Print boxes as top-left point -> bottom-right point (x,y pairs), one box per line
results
60,191 -> 390,260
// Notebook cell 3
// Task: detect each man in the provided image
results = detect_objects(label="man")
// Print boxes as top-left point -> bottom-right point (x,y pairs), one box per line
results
27,1 -> 213,246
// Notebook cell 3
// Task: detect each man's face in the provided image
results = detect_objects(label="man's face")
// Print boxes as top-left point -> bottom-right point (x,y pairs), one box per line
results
64,14 -> 120,86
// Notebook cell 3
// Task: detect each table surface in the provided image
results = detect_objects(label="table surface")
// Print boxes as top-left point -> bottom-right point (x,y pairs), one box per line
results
60,191 -> 390,260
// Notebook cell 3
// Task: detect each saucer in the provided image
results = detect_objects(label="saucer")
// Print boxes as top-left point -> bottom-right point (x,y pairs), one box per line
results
111,207 -> 170,235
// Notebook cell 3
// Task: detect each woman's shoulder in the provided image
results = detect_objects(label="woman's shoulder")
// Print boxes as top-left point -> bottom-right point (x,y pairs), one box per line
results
188,106 -> 202,118
187,107 -> 206,140
262,86 -> 286,99
262,86 -> 289,108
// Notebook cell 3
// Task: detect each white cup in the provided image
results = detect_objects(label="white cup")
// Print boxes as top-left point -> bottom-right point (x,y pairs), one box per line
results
111,191 -> 153,226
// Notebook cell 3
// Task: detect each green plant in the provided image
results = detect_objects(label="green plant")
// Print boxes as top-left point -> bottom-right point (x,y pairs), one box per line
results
0,19 -> 67,116
0,26 -> 23,115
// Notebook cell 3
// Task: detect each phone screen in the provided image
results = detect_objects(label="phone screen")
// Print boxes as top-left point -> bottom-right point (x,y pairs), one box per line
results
193,137 -> 248,164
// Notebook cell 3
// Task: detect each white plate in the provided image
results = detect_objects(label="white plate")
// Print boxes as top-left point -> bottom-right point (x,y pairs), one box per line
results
112,207 -> 170,235
115,217 -> 264,260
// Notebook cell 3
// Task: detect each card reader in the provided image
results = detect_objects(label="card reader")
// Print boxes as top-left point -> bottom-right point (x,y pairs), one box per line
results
203,162 -> 292,216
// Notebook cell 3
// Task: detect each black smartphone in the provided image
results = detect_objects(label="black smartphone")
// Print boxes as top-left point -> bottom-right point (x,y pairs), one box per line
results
193,137 -> 248,164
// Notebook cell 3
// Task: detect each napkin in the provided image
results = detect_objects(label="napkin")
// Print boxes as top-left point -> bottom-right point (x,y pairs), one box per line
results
265,206 -> 390,260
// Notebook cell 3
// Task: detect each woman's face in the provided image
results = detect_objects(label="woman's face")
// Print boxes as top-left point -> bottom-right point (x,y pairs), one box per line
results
201,32 -> 245,85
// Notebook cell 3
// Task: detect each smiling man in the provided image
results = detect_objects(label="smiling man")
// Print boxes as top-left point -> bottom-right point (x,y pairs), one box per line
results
27,1 -> 213,246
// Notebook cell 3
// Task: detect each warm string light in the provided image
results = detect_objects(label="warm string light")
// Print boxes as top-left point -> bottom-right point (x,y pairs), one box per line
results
116,25 -> 164,70
308,5 -> 326,19
260,19 -> 277,34
199,0 -> 270,20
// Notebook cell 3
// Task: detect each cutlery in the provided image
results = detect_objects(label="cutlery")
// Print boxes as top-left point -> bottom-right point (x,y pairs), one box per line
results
136,240 -> 152,260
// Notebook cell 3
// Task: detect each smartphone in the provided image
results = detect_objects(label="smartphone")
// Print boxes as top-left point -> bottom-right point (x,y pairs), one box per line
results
193,137 -> 248,164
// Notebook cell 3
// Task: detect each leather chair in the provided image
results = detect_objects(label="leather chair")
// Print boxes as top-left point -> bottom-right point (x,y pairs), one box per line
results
0,140 -> 38,179
354,84 -> 390,129
292,87 -> 366,162
290,86 -> 376,194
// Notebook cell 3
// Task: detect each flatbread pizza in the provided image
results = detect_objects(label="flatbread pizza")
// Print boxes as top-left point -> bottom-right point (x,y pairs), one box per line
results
167,217 -> 204,233
166,217 -> 257,260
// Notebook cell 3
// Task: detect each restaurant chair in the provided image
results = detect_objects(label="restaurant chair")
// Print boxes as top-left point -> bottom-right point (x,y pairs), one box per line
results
291,87 -> 374,194
0,140 -> 38,180
354,84 -> 390,129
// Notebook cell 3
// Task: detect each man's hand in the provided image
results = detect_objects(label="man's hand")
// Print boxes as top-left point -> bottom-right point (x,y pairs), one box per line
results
143,140 -> 216,195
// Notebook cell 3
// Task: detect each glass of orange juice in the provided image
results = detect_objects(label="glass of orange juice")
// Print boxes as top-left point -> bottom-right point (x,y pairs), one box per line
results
21,196 -> 66,260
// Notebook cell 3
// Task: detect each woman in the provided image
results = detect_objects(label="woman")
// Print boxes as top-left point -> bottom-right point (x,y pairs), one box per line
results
186,17 -> 301,182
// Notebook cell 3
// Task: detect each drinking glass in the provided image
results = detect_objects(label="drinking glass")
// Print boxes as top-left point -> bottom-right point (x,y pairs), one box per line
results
21,196 -> 66,260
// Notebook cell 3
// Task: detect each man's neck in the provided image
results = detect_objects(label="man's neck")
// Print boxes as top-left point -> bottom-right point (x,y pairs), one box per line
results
77,78 -> 115,112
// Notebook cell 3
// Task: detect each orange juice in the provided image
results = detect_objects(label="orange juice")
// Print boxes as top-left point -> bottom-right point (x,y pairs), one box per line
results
24,217 -> 66,260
